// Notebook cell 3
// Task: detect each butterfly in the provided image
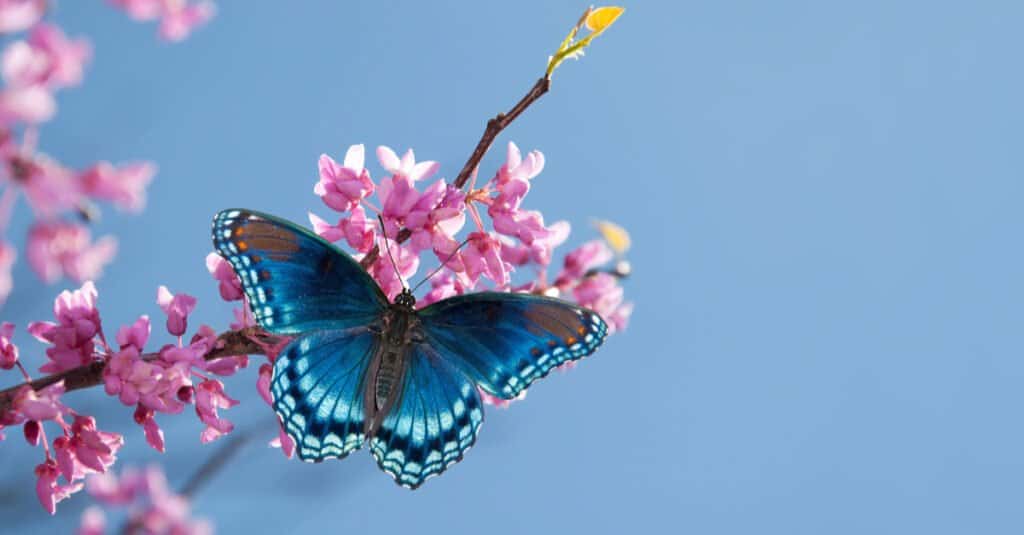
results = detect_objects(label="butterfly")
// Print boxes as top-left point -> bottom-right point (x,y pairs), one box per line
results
212,209 -> 607,488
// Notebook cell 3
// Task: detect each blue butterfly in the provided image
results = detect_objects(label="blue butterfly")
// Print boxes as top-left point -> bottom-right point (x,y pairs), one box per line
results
212,209 -> 607,488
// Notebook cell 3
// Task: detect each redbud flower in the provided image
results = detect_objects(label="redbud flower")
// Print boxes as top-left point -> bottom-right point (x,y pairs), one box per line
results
376,146 -> 439,183
115,315 -> 150,351
205,252 -> 242,301
314,144 -> 374,213
0,0 -> 45,34
28,281 -> 101,373
78,160 -> 155,212
26,221 -> 117,284
12,381 -> 65,421
156,285 -> 197,337
0,321 -> 18,369
78,506 -> 106,535
458,231 -> 510,287
368,237 -> 419,298
0,84 -> 54,124
158,0 -> 215,42
1,24 -> 91,89
35,459 -> 83,515
572,272 -> 632,333
194,379 -> 238,443
556,239 -> 613,284
133,405 -> 165,452
0,240 -> 14,303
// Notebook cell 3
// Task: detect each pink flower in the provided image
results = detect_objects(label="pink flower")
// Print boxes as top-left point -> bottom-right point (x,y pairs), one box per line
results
309,205 -> 376,253
572,272 -> 632,333
116,315 -> 150,351
86,465 -> 212,533
134,406 -> 165,452
0,240 -> 15,303
35,459 -> 83,514
108,0 -> 163,21
156,286 -> 197,337
53,415 -> 123,480
28,281 -> 101,373
0,321 -> 17,369
376,145 -> 439,182
457,232 -> 510,287
0,0 -> 45,33
270,424 -> 295,459
405,179 -> 466,253
158,0 -> 215,42
194,379 -> 238,443
79,161 -> 155,212
12,381 -> 66,421
369,237 -> 419,299
419,272 -> 470,307
314,145 -> 374,213
0,84 -> 55,124
556,239 -> 613,285
205,252 -> 242,301
104,347 -> 191,413
27,221 -> 117,284
2,24 -> 91,89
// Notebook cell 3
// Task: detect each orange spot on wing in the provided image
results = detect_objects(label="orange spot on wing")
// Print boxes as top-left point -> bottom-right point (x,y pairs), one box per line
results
234,226 -> 245,236
547,340 -> 558,348
236,241 -> 248,251
250,254 -> 262,263
259,270 -> 271,280
577,326 -> 587,335
530,348 -> 542,357
566,336 -> 577,345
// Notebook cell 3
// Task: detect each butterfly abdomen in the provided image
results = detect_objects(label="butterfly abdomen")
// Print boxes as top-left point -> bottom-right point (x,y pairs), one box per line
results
364,305 -> 419,436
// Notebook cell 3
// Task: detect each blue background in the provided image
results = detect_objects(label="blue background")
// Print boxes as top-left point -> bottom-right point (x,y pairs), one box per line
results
1,1 -> 1022,533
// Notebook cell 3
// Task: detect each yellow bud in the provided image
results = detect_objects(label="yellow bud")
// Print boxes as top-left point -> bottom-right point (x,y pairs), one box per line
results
585,7 -> 625,34
594,220 -> 631,254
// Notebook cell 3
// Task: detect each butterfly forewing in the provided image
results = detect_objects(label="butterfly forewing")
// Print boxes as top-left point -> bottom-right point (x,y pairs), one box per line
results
212,209 -> 387,334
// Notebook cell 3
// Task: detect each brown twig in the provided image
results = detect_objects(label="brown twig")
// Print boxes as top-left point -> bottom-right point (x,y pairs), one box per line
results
358,76 -> 552,269
0,327 -> 284,414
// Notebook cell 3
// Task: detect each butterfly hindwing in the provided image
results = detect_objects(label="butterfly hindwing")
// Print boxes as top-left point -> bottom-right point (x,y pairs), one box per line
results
418,292 -> 608,400
212,209 -> 387,334
370,343 -> 484,489
271,328 -> 379,461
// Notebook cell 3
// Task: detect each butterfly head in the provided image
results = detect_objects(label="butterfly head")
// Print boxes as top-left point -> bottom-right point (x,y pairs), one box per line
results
393,288 -> 416,309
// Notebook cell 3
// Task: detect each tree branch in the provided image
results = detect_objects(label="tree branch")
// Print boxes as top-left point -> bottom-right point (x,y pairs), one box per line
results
358,76 -> 551,270
0,327 -> 283,414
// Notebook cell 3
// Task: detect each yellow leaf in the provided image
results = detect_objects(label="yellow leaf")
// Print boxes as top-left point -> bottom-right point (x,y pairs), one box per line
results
594,220 -> 631,254
585,6 -> 625,34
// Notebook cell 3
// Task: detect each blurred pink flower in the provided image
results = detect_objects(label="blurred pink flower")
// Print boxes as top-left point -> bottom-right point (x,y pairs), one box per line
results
115,315 -> 150,351
79,160 -> 155,212
156,285 -> 197,337
35,459 -> 83,515
2,150 -> 80,217
0,0 -> 45,33
53,415 -> 123,481
205,252 -> 242,301
2,24 -> 92,89
26,221 -> 117,284
0,84 -> 54,124
314,145 -> 374,213
194,378 -> 237,443
556,239 -> 613,285
0,321 -> 17,369
108,0 -> 163,21
478,388 -> 526,408
0,240 -> 15,303
86,465 -> 212,533
78,506 -> 106,535
158,0 -> 215,42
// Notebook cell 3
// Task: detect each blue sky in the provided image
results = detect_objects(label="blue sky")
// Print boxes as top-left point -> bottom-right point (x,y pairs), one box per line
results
1,2 -> 1022,533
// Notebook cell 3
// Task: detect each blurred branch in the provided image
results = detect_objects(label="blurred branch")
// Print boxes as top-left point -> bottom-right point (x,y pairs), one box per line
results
0,327 -> 283,414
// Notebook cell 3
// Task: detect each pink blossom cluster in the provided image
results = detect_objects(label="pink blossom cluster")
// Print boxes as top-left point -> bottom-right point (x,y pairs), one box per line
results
0,280 -> 247,513
0,344 -> 124,515
80,465 -> 211,534
309,141 -> 633,326
108,0 -> 216,42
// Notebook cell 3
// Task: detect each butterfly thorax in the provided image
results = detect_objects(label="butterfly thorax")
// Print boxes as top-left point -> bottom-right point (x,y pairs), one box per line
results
365,297 -> 421,437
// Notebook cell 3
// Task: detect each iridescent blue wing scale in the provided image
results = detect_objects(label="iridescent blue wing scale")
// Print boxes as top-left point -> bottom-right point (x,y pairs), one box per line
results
369,344 -> 484,489
418,293 -> 608,400
211,209 -> 387,334
271,328 -> 379,461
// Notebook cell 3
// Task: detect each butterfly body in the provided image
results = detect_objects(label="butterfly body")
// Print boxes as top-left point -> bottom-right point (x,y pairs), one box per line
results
212,209 -> 608,488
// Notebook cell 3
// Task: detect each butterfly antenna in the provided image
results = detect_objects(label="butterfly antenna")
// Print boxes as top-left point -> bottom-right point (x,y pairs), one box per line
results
410,237 -> 471,294
377,215 -> 406,289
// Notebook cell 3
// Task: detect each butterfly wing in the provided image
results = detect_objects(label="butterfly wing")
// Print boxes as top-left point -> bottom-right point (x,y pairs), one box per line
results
369,343 -> 484,489
272,328 -> 379,461
212,209 -> 387,334
418,292 -> 608,400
